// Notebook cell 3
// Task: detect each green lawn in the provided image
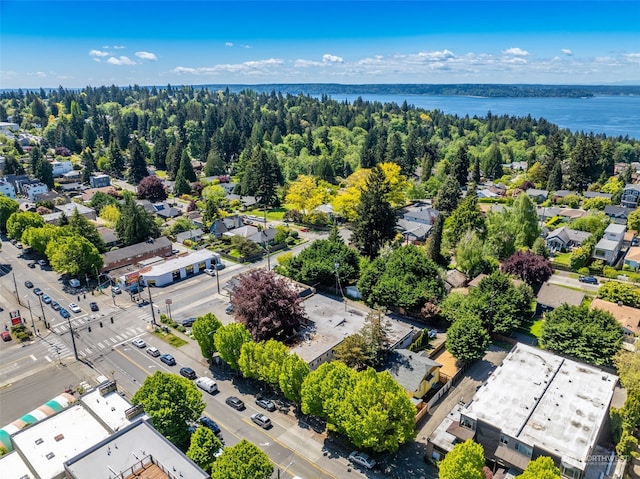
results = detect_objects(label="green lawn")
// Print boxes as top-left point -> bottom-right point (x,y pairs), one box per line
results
551,253 -> 571,267
153,330 -> 188,347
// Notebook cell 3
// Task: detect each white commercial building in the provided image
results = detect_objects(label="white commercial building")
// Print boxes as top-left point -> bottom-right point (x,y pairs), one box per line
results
140,249 -> 221,287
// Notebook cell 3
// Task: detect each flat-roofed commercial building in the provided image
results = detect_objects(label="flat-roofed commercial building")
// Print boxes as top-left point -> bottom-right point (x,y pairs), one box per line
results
427,343 -> 618,479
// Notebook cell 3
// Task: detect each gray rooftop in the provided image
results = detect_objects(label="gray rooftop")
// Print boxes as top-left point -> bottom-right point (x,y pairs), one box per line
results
102,236 -> 172,267
536,282 -> 585,308
140,249 -> 219,277
604,223 -> 626,235
385,349 -> 442,393
463,343 -> 617,470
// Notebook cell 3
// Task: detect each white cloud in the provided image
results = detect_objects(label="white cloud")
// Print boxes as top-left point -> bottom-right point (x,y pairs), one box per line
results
294,59 -> 324,68
89,49 -> 109,58
502,47 -> 530,56
107,56 -> 137,66
135,51 -> 157,61
243,45 -> 252,49
36,71 -> 46,78
323,54 -> 344,63
561,49 -> 573,56
416,49 -> 456,61
225,42 -> 234,47
624,53 -> 640,63
172,58 -> 283,75
113,45 -> 126,49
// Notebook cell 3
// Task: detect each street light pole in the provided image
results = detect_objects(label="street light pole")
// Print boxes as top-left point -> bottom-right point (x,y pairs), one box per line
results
215,268 -> 221,294
263,201 -> 271,271
38,293 -> 47,325
25,298 -> 36,336
147,285 -> 157,326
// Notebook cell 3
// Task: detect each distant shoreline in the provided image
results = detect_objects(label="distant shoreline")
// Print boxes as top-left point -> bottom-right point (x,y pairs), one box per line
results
2,83 -> 640,99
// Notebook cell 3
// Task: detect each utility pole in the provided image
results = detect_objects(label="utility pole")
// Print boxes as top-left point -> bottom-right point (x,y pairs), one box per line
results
67,317 -> 79,360
215,266 -> 221,294
264,202 -> 271,271
148,286 -> 157,326
38,293 -> 47,324
26,298 -> 36,336
12,272 -> 21,306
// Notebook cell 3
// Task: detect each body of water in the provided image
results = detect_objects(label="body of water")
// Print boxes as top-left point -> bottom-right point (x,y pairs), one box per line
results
328,94 -> 640,140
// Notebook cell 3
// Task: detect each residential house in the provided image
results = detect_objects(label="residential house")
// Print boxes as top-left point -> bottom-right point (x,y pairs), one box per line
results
22,182 -> 49,201
34,190 -> 68,205
444,270 -> 467,291
89,174 -> 111,189
621,183 -> 640,208
552,190 -> 577,202
210,215 -> 244,237
97,226 -> 119,248
226,193 -> 258,208
590,298 -> 639,350
536,206 -> 562,223
0,122 -> 19,134
536,282 -> 585,314
592,224 -> 626,265
154,204 -> 182,219
402,203 -> 439,225
545,226 -> 591,253
427,343 -> 618,479
0,178 -> 16,198
81,186 -> 117,203
385,349 -> 442,399
135,199 -> 157,215
623,246 -> 640,271
477,188 -> 499,199
558,208 -> 588,221
396,202 -> 439,244
224,224 -> 277,245
61,169 -> 80,182
396,218 -> 432,244
49,160 -> 73,177
42,203 -> 97,225
604,205 -> 635,225
525,188 -> 549,203
583,191 -> 613,201
175,228 -> 204,244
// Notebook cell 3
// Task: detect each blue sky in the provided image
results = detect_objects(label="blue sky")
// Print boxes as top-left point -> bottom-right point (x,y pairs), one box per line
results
1,1 -> 639,89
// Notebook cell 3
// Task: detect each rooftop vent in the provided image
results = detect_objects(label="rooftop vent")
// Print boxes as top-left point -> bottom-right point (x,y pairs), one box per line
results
35,438 -> 43,445
54,434 -> 64,442
46,452 -> 55,460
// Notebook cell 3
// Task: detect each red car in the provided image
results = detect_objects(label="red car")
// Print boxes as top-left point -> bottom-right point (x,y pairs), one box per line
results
1,331 -> 12,342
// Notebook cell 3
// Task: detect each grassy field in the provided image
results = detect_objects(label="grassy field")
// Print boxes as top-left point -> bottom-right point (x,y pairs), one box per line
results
529,319 -> 544,339
153,330 -> 188,347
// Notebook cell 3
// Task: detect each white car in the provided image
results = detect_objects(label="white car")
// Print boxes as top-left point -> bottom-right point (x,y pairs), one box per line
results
349,451 -> 376,469
68,303 -> 81,313
204,268 -> 216,276
131,338 -> 146,348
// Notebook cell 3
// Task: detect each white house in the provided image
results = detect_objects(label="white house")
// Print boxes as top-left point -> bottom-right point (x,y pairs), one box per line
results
50,160 -> 73,177
621,184 -> 640,208
22,182 -> 49,201
592,223 -> 626,265
0,178 -> 16,198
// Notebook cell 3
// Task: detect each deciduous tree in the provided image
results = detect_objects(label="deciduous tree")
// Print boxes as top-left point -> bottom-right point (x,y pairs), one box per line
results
137,175 -> 167,202
46,234 -> 103,276
132,371 -> 205,447
443,192 -> 485,250
6,211 -> 45,240
541,305 -> 623,366
515,456 -> 561,479
446,314 -> 490,363
278,353 -> 309,404
192,313 -> 223,360
439,439 -> 486,479
597,281 -> 640,307
210,439 -> 273,479
500,250 -> 552,289
0,195 -> 20,232
232,270 -> 307,342
187,426 -> 223,474
213,323 -> 251,370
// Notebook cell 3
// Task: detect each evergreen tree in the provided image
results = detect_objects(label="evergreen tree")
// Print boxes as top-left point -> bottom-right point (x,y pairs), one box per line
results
510,192 -> 541,249
443,191 -> 485,249
351,165 -> 397,259
240,145 -> 282,206
165,139 -> 182,178
127,137 -> 149,184
425,213 -> 446,266
433,175 -> 462,214
179,149 -> 197,182
115,192 -> 160,245
472,155 -> 481,183
483,143 -> 503,180
108,140 -> 126,178
547,160 -> 563,191
452,144 -> 469,188
203,146 -> 227,176
152,132 -> 169,169
420,150 -> 435,183
173,167 -> 191,196
80,148 -> 96,184
35,154 -> 54,188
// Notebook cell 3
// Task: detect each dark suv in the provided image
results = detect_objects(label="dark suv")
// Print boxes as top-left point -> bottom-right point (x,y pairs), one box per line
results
180,367 -> 197,379
578,275 -> 598,284
225,396 -> 245,410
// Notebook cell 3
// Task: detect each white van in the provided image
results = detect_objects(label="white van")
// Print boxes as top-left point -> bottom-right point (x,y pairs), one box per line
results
195,377 -> 218,394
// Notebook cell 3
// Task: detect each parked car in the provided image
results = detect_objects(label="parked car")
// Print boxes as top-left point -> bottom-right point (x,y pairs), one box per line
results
255,398 -> 276,412
59,308 -> 70,318
250,413 -> 272,429
37,259 -> 47,266
111,286 -> 122,294
41,294 -> 52,304
89,302 -> 99,311
180,317 -> 197,327
131,338 -> 146,348
204,268 -> 216,276
180,367 -> 197,379
225,396 -> 245,410
24,281 -> 33,288
349,451 -> 376,469
225,304 -> 234,314
160,353 -> 176,366
33,288 -> 43,296
68,303 -> 81,313
198,416 -> 221,435
578,275 -> 598,284
1,331 -> 11,342
16,243 -> 23,249
27,262 -> 36,269
50,301 -> 61,311
146,346 -> 160,357
428,329 -> 438,339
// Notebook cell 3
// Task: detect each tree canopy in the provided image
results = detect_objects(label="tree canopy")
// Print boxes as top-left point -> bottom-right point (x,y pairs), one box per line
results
515,457 -> 561,479
213,323 -> 252,370
231,269 -> 307,342
210,439 -> 273,479
500,250 -> 553,289
132,371 -> 205,447
541,304 -> 623,366
438,439 -> 486,479
192,313 -> 223,360
186,426 -> 223,474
